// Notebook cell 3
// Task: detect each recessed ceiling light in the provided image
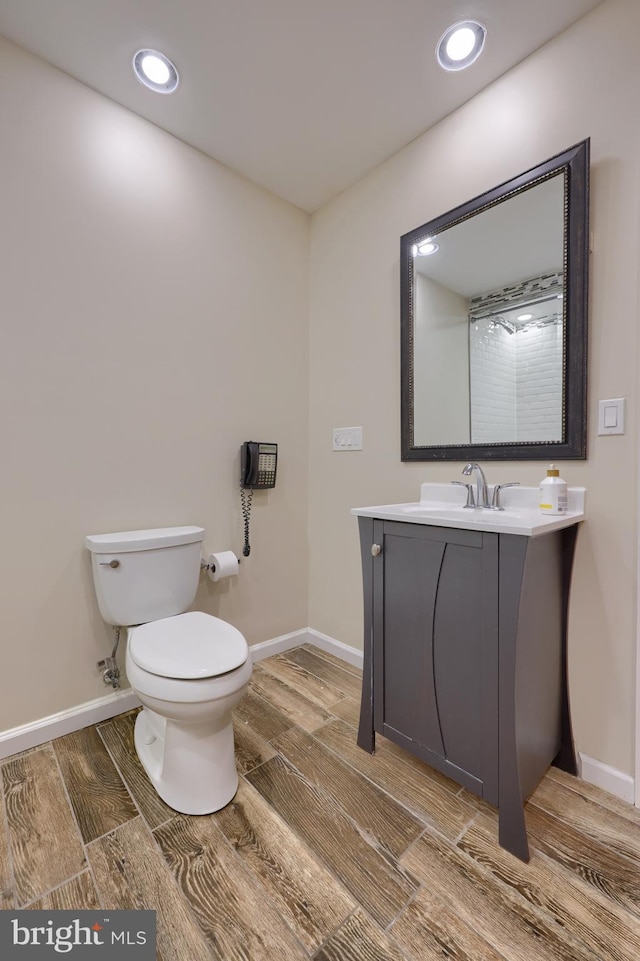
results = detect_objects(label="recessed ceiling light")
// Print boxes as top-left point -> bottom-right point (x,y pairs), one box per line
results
517,313 -> 534,322
413,238 -> 440,256
436,21 -> 486,72
133,49 -> 179,94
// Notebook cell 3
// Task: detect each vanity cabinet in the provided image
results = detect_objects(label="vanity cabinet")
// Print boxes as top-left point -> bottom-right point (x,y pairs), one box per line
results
356,515 -> 579,862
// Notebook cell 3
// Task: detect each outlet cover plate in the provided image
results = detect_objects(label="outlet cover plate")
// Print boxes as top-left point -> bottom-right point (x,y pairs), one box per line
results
332,427 -> 363,451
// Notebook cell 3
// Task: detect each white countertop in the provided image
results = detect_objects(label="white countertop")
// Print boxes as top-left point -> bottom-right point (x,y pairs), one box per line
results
352,483 -> 586,537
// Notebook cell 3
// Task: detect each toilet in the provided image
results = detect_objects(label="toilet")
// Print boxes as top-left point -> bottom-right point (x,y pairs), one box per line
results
84,525 -> 252,815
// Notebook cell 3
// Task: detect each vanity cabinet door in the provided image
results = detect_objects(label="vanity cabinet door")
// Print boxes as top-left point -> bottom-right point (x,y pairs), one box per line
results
372,520 -> 498,797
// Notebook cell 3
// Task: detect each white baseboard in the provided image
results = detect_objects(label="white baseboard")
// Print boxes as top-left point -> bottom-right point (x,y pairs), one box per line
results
305,628 -> 364,670
579,752 -> 635,804
0,689 -> 140,760
249,627 -> 363,670
0,626 -> 363,760
249,628 -> 310,662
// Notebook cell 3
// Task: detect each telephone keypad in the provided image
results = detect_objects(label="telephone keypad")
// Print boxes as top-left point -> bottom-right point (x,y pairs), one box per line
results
258,453 -> 277,487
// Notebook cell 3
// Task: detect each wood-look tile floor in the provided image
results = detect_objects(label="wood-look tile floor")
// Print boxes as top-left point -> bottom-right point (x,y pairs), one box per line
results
2,643 -> 640,960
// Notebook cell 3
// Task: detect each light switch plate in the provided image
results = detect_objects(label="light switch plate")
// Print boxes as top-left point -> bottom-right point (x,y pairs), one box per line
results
598,397 -> 625,435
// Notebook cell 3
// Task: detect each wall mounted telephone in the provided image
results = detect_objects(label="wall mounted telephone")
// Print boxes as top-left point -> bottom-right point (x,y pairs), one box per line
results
240,442 -> 278,557
241,442 -> 278,489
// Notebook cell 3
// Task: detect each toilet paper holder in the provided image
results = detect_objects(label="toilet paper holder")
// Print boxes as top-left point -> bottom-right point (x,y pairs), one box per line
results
200,558 -> 242,572
200,553 -> 241,575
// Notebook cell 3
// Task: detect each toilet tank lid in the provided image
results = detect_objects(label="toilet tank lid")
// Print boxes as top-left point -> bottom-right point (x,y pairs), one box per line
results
85,526 -> 205,554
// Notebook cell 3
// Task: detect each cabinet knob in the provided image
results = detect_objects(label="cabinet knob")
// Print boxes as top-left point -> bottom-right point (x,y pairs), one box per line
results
371,544 -> 382,556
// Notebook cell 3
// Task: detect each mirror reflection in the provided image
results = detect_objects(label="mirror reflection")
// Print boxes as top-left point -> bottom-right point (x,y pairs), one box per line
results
401,140 -> 589,461
413,174 -> 565,446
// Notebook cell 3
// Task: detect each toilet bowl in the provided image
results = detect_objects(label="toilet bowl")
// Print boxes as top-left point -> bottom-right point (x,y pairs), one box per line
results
125,611 -> 252,815
84,526 -> 252,815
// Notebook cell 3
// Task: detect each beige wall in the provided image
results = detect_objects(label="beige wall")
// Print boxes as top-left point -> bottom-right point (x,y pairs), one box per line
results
309,0 -> 640,776
414,274 -> 469,445
0,36 -> 310,731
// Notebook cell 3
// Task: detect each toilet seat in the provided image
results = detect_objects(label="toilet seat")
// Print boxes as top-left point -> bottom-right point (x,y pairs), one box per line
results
125,646 -> 253,705
129,611 -> 248,679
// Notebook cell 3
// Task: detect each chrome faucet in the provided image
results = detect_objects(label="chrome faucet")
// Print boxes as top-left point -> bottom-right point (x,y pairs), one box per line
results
462,462 -> 489,509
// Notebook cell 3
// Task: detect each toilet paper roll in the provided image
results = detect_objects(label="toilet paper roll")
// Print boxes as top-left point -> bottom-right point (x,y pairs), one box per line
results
206,551 -> 239,582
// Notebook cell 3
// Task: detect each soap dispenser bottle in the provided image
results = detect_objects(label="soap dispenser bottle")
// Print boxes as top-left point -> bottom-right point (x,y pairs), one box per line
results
539,464 -> 568,514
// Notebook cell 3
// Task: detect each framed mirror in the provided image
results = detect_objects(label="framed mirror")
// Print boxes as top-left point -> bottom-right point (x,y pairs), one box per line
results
401,140 -> 589,461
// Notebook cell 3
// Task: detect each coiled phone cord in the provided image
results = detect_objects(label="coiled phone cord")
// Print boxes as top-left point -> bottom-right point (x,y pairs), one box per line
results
240,486 -> 253,556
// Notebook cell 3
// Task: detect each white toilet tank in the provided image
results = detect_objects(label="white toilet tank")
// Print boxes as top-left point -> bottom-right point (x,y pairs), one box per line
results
85,526 -> 205,626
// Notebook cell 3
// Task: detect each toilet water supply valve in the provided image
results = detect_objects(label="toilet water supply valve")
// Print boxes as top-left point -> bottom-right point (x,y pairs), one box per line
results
98,626 -> 121,689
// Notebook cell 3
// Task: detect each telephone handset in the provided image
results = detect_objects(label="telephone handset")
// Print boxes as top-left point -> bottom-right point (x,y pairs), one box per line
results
241,441 -> 278,490
240,442 -> 278,557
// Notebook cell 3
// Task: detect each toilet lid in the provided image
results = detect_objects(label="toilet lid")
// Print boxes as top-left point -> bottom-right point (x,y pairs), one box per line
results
129,611 -> 248,679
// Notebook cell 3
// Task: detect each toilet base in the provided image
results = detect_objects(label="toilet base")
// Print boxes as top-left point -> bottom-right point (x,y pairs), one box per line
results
134,708 -> 239,815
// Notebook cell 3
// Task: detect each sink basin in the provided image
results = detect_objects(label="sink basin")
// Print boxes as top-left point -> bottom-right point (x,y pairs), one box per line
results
401,505 -> 521,521
400,504 -> 455,513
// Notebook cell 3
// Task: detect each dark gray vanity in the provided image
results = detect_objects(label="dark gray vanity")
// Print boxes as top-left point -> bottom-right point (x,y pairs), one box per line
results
353,484 -> 585,862
360,138 -> 590,861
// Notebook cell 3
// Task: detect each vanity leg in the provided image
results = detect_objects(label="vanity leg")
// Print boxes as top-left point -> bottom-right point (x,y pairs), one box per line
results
357,666 -> 375,753
553,664 -> 578,775
357,516 -> 376,753
498,535 -> 532,863
497,652 -> 531,863
497,684 -> 531,862
552,525 -> 579,776
499,800 -> 530,863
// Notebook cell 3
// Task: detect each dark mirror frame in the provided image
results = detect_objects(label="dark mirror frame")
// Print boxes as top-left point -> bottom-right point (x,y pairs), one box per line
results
401,139 -> 589,461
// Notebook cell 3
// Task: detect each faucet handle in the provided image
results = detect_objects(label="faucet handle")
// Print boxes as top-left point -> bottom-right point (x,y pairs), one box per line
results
491,482 -> 520,510
451,480 -> 476,508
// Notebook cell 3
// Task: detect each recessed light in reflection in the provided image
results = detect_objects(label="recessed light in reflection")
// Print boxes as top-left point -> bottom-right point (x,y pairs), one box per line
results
413,238 -> 440,256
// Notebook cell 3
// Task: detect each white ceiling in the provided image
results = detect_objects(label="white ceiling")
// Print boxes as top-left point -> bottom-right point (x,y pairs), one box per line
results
0,0 -> 604,212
